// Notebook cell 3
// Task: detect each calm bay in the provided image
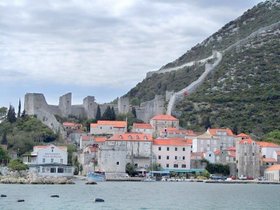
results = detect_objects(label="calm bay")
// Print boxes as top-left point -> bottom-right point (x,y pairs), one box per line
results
1,181 -> 280,210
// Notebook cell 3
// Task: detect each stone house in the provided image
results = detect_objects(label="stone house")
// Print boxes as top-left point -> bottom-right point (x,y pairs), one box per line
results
131,123 -> 154,135
159,127 -> 196,139
150,115 -> 179,137
236,138 -> 260,179
90,120 -> 127,135
152,138 -> 192,170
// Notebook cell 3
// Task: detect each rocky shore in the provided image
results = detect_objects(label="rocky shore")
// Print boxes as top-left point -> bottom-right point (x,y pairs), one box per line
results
0,171 -> 74,184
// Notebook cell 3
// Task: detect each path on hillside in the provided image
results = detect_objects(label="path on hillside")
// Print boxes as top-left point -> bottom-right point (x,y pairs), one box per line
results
166,51 -> 222,115
166,21 -> 280,115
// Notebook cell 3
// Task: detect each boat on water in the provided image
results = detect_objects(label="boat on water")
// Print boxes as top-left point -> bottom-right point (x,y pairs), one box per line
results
87,171 -> 106,182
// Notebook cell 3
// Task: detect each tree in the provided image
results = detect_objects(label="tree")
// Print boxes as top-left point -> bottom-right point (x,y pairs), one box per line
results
0,107 -> 7,121
1,131 -> 8,145
101,106 -> 113,120
7,105 -> 16,123
17,99 -> 21,118
95,105 -> 101,121
21,110 -> 26,118
0,147 -> 9,165
111,107 -> 116,120
131,107 -> 137,118
125,163 -> 137,176
8,159 -> 28,171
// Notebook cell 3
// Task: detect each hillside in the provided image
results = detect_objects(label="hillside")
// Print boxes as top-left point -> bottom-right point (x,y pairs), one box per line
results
124,0 -> 280,138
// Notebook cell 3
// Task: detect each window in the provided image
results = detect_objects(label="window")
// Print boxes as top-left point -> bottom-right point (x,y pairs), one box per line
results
116,162 -> 120,165
51,158 -> 54,163
175,147 -> 177,151
42,158 -> 45,163
42,167 -> 45,173
167,156 -> 169,160
182,164 -> 186,168
209,154 -> 212,157
158,147 -> 161,151
167,147 -> 169,151
183,148 -> 185,151
183,156 -> 185,160
50,168 -> 56,173
166,164 -> 169,168
60,159 -> 63,164
175,156 -> 177,160
158,155 -> 161,160
252,153 -> 255,156
58,168 -> 64,173
174,164 -> 178,168
134,163 -> 138,167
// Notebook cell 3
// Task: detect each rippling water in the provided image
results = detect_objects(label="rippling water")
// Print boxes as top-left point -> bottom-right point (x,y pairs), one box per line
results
1,180 -> 280,210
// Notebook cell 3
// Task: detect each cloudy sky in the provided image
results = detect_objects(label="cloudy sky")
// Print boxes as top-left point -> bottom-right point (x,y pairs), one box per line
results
0,0 -> 263,108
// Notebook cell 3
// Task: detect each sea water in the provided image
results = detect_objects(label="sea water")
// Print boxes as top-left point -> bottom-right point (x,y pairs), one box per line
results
1,180 -> 280,210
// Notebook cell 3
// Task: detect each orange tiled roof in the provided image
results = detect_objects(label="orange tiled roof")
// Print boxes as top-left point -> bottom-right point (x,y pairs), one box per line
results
133,123 -> 153,129
109,133 -> 153,141
265,164 -> 280,171
151,114 -> 178,121
95,137 -> 107,142
81,136 -> 93,141
239,138 -> 254,145
91,120 -> 127,128
227,147 -> 236,151
237,133 -> 250,138
262,158 -> 277,163
153,138 -> 191,146
161,127 -> 196,135
256,141 -> 280,148
208,128 -> 234,136
228,151 -> 236,158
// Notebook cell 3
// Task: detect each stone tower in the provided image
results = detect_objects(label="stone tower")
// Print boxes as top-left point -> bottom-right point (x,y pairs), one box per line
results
59,93 -> 72,117
83,96 -> 97,119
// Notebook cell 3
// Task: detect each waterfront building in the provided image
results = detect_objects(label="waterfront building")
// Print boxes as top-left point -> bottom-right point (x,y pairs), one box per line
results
192,128 -> 236,153
159,127 -> 196,139
236,138 -> 260,179
90,120 -> 127,135
132,123 -> 153,135
256,141 -> 280,159
150,115 -> 179,137
264,164 -> 280,181
152,138 -> 192,170
23,144 -> 74,177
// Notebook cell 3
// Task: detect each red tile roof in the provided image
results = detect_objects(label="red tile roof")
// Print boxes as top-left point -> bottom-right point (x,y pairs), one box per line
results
265,164 -> 280,171
256,141 -> 280,148
262,158 -> 277,163
153,138 -> 192,146
109,133 -> 153,141
151,114 -> 178,121
239,138 -> 254,145
237,133 -> 250,138
208,128 -> 234,136
81,135 -> 93,141
95,137 -> 107,142
91,120 -> 127,128
133,123 -> 153,129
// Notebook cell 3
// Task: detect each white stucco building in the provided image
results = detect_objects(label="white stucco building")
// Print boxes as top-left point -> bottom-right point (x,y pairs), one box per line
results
23,144 -> 74,177
264,164 -> 280,181
152,138 -> 192,170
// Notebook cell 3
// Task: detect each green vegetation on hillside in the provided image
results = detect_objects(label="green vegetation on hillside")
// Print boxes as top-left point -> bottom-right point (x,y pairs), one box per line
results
176,26 -> 280,139
0,106 -> 58,156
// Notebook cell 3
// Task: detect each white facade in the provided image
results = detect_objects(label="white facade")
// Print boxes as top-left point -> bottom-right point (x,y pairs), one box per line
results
153,139 -> 191,170
264,165 -> 280,181
260,146 -> 280,159
23,145 -> 74,177
90,121 -> 127,135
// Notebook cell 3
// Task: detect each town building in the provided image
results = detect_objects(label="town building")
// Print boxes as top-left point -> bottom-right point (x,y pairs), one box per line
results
90,120 -> 127,135
192,128 -> 236,153
23,144 -> 74,177
159,127 -> 196,139
236,138 -> 260,179
132,123 -> 153,135
264,164 -> 280,181
152,138 -> 192,171
150,115 -> 179,137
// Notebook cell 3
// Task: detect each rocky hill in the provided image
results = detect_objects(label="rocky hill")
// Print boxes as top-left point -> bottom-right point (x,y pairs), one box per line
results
123,0 -> 280,138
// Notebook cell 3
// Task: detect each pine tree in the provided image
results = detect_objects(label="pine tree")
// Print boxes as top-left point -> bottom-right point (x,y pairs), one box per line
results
101,106 -> 112,120
1,131 -> 8,145
7,105 -> 16,123
95,105 -> 101,121
21,110 -> 26,118
111,107 -> 116,120
131,107 -> 137,118
17,99 -> 21,118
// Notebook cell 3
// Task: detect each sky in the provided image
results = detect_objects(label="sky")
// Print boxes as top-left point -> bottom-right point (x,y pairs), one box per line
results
0,0 -> 263,108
